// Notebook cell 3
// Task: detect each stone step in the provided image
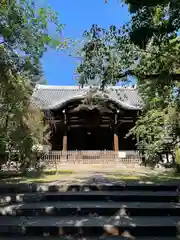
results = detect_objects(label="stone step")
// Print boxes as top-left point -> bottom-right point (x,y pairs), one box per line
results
0,216 -> 179,237
0,237 -> 179,240
0,183 -> 179,193
0,191 -> 178,206
1,201 -> 180,216
68,184 -> 180,192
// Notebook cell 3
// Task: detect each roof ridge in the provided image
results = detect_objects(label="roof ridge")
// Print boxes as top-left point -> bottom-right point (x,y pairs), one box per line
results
36,84 -> 137,90
36,85 -> 82,89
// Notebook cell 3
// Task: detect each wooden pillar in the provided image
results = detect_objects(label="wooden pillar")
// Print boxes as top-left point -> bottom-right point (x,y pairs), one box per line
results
62,110 -> 67,151
114,130 -> 119,151
114,112 -> 119,151
63,134 -> 67,151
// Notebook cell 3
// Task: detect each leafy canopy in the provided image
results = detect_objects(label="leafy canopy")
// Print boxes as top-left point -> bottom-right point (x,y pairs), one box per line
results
77,0 -> 180,165
0,0 -> 67,84
0,0 -> 66,170
125,0 -> 180,48
76,24 -> 138,89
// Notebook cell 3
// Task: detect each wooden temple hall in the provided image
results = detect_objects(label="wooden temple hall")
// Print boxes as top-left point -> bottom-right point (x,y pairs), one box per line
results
32,85 -> 141,151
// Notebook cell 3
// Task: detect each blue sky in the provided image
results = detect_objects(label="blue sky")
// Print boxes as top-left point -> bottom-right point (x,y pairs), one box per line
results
41,0 -> 131,86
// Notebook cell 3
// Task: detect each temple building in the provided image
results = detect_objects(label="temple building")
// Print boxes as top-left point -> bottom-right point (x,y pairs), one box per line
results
32,85 -> 141,152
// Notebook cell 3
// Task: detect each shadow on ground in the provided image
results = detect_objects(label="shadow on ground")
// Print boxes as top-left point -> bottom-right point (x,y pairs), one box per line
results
0,167 -> 180,185
63,171 -> 180,188
0,169 -> 73,184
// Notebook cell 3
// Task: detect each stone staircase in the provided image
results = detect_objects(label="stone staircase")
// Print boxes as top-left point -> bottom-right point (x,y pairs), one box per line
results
0,182 -> 180,239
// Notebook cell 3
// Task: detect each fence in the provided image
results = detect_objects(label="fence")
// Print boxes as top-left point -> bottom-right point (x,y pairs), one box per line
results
42,150 -> 141,169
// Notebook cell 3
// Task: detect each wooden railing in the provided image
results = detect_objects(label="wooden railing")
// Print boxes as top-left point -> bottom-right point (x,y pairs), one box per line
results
42,150 -> 141,169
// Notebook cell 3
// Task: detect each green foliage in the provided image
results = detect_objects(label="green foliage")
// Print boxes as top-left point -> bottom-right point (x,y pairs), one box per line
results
78,5 -> 180,166
105,0 -> 180,49
124,0 -> 169,12
0,1 -> 67,170
0,0 -> 66,84
0,47 -> 50,170
76,24 -> 138,89
127,34 -> 180,165
126,0 -> 180,48
30,64 -> 48,87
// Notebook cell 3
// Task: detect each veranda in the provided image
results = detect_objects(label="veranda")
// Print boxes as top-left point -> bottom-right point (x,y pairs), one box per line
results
41,150 -> 140,170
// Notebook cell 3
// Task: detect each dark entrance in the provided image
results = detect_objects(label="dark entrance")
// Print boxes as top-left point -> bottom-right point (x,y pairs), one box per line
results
118,122 -> 136,150
67,127 -> 113,150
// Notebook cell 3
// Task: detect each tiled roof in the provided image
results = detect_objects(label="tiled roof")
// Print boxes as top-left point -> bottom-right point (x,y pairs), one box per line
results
31,85 -> 141,110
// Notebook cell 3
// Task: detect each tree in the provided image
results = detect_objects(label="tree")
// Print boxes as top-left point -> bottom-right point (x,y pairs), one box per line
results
0,0 -> 67,84
0,49 -> 49,170
124,0 -> 180,49
121,0 -> 180,166
124,0 -> 169,13
76,19 -> 180,166
76,24 -> 138,89
0,1 -> 66,170
30,64 -> 48,87
130,36 -> 180,164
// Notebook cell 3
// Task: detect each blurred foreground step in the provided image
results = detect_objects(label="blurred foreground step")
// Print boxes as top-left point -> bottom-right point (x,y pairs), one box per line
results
0,237 -> 179,240
68,183 -> 180,192
0,191 -> 178,205
0,182 -> 179,193
1,201 -> 180,216
0,216 -> 179,237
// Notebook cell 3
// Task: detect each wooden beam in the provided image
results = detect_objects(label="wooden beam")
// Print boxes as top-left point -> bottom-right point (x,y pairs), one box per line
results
119,119 -> 134,123
69,125 -> 111,128
47,119 -> 63,124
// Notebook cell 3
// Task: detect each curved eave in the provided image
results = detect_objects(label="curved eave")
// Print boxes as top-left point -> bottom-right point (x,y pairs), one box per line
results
40,94 -> 141,111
